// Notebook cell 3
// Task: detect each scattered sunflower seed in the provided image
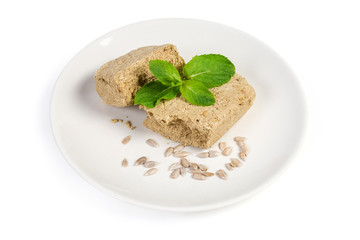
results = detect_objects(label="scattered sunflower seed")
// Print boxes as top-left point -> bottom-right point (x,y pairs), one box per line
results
144,168 -> 158,176
111,118 -> 119,123
216,169 -> 228,180
225,163 -> 235,171
180,158 -> 190,168
192,173 -> 207,180
234,136 -> 247,142
189,162 -> 199,169
237,140 -> 245,147
198,164 -> 208,171
209,150 -> 220,158
241,145 -> 248,154
170,168 -> 181,179
180,167 -> 187,176
230,158 -> 242,167
173,151 -> 191,157
121,158 -> 128,167
196,152 -> 209,158
143,161 -> 157,168
165,147 -> 174,157
134,156 -> 147,166
222,146 -> 233,156
168,162 -> 181,171
174,144 -> 185,152
239,152 -> 247,161
121,135 -> 131,145
202,172 -> 215,177
146,139 -> 159,147
219,142 -> 227,151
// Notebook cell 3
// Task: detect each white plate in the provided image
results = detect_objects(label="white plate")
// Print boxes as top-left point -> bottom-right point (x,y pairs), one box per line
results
51,18 -> 307,212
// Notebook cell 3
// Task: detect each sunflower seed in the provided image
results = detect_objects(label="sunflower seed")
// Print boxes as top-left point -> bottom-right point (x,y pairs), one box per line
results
143,161 -> 157,168
222,146 -> 233,156
209,150 -> 220,158
121,158 -> 128,167
216,169 -> 228,180
192,173 -> 207,180
174,144 -> 185,152
165,147 -> 174,157
144,168 -> 158,176
234,136 -> 247,142
202,172 -> 215,177
241,145 -> 248,154
198,164 -> 208,171
146,139 -> 159,147
168,162 -> 181,171
196,152 -> 209,158
230,158 -> 242,167
237,140 -> 245,147
173,151 -> 191,157
188,168 -> 202,174
180,158 -> 190,168
121,135 -> 131,144
225,163 -> 235,171
180,167 -> 187,176
111,118 -> 120,123
239,152 -> 247,161
134,156 -> 147,166
170,168 -> 181,179
189,162 -> 199,169
219,142 -> 227,151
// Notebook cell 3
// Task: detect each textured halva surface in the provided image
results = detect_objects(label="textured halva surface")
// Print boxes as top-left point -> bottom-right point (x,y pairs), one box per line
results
94,44 -> 185,107
142,73 -> 256,149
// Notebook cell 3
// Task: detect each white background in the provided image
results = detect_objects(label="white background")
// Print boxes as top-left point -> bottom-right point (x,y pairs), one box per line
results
1,0 -> 359,239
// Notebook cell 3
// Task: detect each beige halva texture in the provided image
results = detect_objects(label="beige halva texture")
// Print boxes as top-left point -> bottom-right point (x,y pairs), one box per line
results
94,44 -> 185,107
94,44 -> 255,149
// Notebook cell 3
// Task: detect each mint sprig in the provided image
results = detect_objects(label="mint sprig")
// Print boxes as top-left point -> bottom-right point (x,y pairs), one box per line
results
134,54 -> 235,108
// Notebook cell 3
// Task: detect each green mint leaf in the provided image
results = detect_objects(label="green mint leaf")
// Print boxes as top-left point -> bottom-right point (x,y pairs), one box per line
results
182,54 -> 235,88
149,60 -> 182,86
134,81 -> 179,108
180,80 -> 215,106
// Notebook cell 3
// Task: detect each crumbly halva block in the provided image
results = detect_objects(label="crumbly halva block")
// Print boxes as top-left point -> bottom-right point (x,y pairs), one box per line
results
142,74 -> 256,149
94,44 -> 185,107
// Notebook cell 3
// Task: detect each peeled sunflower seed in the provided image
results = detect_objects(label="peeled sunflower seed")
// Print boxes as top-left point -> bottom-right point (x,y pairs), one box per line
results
234,136 -> 247,142
225,163 -> 235,171
173,151 -> 191,157
196,152 -> 209,158
216,169 -> 228,180
237,140 -> 245,147
180,158 -> 190,168
192,173 -> 207,180
174,144 -> 185,152
180,167 -> 187,176
146,139 -> 159,147
198,164 -> 208,171
170,168 -> 181,179
241,145 -> 248,154
209,150 -> 220,158
222,146 -> 233,156
188,168 -> 202,174
219,142 -> 227,151
143,161 -> 157,168
202,172 -> 215,177
168,162 -> 181,171
189,162 -> 199,169
144,168 -> 158,176
121,135 -> 131,144
230,158 -> 242,167
239,152 -> 247,161
121,158 -> 128,167
134,156 -> 147,166
165,147 -> 174,157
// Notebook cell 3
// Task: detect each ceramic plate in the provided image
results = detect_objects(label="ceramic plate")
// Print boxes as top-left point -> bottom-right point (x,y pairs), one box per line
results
51,18 -> 306,212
